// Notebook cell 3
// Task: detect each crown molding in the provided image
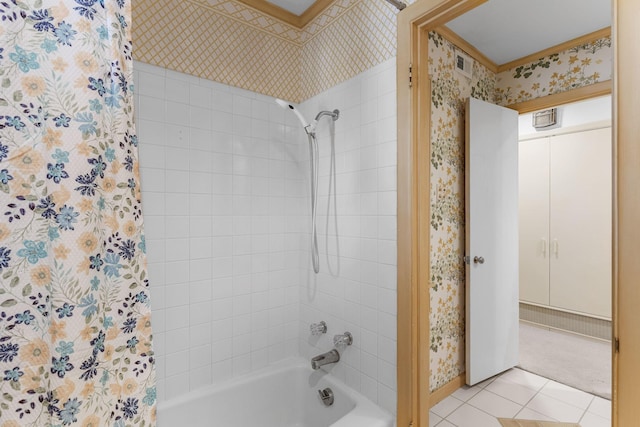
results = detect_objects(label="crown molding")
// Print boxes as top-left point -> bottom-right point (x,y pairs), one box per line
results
299,0 -> 335,27
498,27 -> 611,73
435,25 -> 499,73
236,0 -> 335,28
436,26 -> 611,77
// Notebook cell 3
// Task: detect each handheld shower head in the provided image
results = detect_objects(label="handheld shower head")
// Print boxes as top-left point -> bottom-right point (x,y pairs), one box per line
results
275,99 -> 340,275
275,99 -> 316,135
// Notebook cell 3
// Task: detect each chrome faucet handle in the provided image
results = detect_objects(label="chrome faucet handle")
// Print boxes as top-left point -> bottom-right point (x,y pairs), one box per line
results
333,331 -> 353,347
310,321 -> 327,336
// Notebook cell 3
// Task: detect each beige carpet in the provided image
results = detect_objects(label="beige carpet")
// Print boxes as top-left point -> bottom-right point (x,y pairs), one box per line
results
518,322 -> 611,399
498,419 -> 580,427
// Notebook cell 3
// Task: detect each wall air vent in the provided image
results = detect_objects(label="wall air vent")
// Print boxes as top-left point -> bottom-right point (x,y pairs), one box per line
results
532,108 -> 558,129
455,50 -> 474,79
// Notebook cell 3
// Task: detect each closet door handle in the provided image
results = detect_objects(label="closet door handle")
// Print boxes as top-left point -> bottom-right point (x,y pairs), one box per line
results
552,239 -> 559,258
541,238 -> 547,257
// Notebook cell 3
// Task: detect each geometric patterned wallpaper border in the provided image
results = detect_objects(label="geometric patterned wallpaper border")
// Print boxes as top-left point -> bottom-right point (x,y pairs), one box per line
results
133,0 -> 301,101
132,0 -> 411,102
133,0 -> 609,104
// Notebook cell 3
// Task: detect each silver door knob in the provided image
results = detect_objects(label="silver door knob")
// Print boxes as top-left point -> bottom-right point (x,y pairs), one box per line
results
473,256 -> 485,264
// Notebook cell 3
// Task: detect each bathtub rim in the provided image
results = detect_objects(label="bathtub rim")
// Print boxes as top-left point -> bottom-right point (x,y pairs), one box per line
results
156,356 -> 394,426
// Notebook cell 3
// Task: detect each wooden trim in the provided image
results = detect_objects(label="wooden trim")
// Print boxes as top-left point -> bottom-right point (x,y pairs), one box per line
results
429,26 -> 610,77
235,0 -> 302,27
416,26 -> 432,426
399,3 -> 622,426
396,7 -> 415,427
397,6 -> 420,426
399,0 -> 487,30
299,0 -> 334,27
507,80 -> 612,114
397,1 -> 488,426
236,0 -> 336,28
612,3 -> 619,424
497,27 -> 612,73
429,374 -> 466,408
434,26 -> 499,73
612,1 -> 640,425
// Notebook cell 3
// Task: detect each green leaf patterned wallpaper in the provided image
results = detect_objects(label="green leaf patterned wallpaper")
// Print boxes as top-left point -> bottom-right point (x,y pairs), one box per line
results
495,36 -> 612,105
428,31 -> 495,391
428,30 -> 611,392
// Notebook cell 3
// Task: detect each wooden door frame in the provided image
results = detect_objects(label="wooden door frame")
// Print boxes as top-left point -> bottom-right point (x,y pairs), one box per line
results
396,1 -> 489,426
612,0 -> 640,424
397,1 -> 638,426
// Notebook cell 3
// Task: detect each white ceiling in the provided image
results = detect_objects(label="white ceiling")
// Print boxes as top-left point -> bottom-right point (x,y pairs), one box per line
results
266,0 -> 611,66
266,0 -> 316,16
444,0 -> 611,65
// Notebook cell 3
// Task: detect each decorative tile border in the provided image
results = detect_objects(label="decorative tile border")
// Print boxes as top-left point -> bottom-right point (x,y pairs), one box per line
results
194,0 -> 302,43
133,0 -> 301,101
300,0 -> 400,100
132,0 -> 411,102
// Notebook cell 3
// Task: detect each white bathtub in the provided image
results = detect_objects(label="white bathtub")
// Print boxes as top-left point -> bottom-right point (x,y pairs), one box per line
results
157,358 -> 394,427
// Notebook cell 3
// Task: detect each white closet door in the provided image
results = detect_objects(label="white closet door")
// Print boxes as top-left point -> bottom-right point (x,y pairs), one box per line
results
549,127 -> 612,318
519,137 -> 550,305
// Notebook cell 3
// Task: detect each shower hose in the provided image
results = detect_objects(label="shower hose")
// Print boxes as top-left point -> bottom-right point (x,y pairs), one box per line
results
308,133 -> 320,274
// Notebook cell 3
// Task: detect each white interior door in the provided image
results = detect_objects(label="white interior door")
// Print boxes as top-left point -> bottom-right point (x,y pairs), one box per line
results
465,97 -> 519,386
519,137 -> 551,305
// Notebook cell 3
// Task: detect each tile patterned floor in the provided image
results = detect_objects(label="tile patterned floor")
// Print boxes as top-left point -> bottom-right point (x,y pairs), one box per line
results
430,368 -> 611,427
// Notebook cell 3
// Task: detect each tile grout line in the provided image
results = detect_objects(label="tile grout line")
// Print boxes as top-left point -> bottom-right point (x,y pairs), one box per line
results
434,367 -> 609,427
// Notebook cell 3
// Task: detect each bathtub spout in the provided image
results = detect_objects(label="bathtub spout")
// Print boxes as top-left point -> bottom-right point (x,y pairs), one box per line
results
311,349 -> 340,370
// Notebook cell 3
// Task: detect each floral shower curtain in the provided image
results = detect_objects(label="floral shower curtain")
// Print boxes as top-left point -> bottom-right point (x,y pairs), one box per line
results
0,1 -> 156,426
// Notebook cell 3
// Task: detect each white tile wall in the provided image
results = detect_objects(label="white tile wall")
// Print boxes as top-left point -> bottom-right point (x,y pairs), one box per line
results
134,61 -> 304,402
134,58 -> 398,414
297,58 -> 398,414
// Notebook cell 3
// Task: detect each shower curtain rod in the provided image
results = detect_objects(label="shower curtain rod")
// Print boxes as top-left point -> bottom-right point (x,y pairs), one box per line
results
385,0 -> 406,10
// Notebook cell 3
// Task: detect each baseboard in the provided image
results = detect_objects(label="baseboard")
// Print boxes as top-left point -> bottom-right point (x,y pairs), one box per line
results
429,373 -> 466,408
519,302 -> 612,341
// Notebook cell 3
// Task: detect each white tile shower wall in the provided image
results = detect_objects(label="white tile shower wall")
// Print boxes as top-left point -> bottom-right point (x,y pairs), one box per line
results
133,61 -> 306,403
297,58 -> 398,415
